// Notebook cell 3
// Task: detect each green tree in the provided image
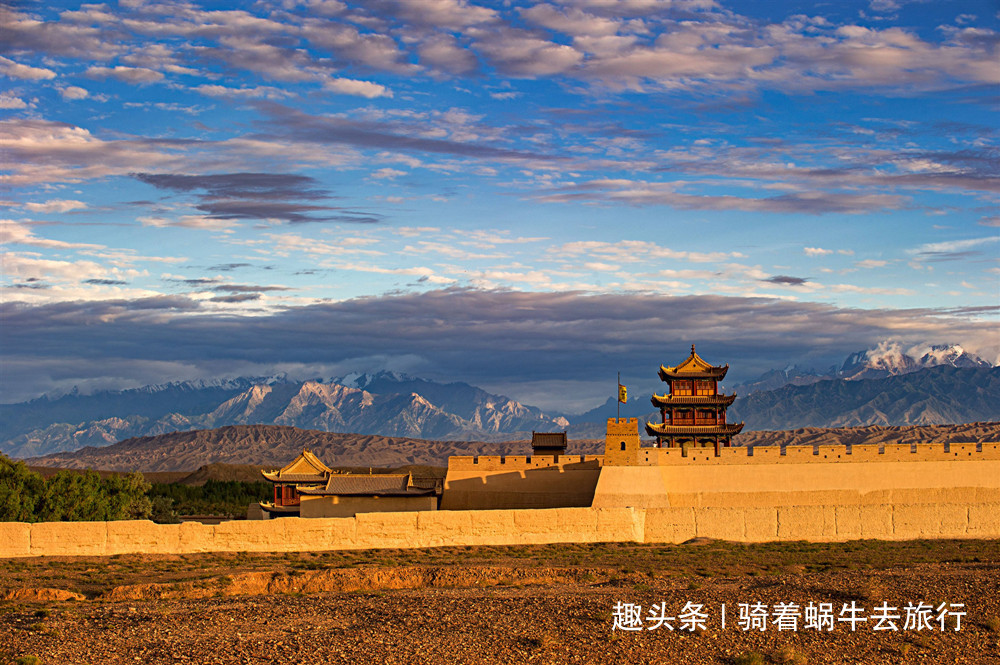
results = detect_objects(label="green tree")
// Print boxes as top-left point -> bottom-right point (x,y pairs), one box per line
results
0,455 -> 46,522
38,470 -> 108,521
103,471 -> 152,520
150,496 -> 180,524
0,453 -> 151,522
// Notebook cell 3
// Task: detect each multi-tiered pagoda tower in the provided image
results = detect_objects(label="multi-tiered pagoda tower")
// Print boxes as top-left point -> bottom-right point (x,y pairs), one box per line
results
645,345 -> 744,454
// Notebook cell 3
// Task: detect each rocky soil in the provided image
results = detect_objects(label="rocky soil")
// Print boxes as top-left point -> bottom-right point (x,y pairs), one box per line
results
2,540 -> 999,664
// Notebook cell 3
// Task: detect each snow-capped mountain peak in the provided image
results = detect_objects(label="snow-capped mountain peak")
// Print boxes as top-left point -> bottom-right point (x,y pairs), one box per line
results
838,340 -> 991,381
334,370 -> 416,390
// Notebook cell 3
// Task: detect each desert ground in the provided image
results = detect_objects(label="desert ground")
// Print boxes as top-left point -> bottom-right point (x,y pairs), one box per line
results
3,539 -> 999,664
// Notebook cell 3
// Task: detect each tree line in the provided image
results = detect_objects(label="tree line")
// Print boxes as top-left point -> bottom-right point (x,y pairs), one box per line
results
0,454 -> 151,522
0,454 -> 271,522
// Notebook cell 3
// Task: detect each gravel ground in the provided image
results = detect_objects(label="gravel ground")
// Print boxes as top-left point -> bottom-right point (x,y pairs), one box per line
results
3,557 -> 1000,664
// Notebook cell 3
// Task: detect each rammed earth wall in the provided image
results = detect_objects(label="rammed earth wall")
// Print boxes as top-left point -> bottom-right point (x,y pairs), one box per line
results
4,442 -> 998,558
3,501 -> 1000,558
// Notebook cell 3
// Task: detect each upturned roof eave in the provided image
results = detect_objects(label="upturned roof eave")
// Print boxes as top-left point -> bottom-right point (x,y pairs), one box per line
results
650,393 -> 737,407
644,422 -> 745,436
657,365 -> 730,381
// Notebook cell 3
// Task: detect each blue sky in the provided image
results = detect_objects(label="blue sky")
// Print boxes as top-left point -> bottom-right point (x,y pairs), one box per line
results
2,0 -> 998,410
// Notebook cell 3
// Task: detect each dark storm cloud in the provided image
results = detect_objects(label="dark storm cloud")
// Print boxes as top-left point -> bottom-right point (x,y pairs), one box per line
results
915,250 -> 983,262
83,278 -> 128,285
163,279 -> 291,293
2,289 -> 996,403
207,263 -> 253,271
192,199 -> 381,224
210,285 -> 290,293
255,103 -> 563,163
134,173 -> 330,200
210,293 -> 262,303
165,277 -> 222,286
132,172 -> 384,224
764,275 -> 809,286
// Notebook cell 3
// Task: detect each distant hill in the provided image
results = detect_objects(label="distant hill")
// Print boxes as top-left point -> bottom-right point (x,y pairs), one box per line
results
23,422 -> 999,473
22,424 -> 576,472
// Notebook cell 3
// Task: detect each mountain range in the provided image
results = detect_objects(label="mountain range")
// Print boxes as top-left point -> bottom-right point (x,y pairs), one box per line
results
1,371 -> 568,459
729,342 -> 992,394
1,342 -> 997,459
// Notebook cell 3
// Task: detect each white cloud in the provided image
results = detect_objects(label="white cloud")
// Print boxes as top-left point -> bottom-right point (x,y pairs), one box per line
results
3,253 -> 109,282
521,4 -> 621,37
0,56 -> 56,80
85,65 -> 165,84
2,118 -> 183,185
59,86 -> 90,100
910,236 -> 1000,255
829,283 -> 915,296
0,94 -> 28,109
138,215 -> 240,231
535,177 -> 907,214
371,168 -> 407,179
557,240 -> 739,263
323,77 -> 393,98
474,27 -> 584,77
24,199 -> 87,213
583,261 -> 620,271
193,84 -> 291,100
804,247 -> 833,256
0,220 -> 104,249
376,0 -> 498,29
418,34 -> 480,75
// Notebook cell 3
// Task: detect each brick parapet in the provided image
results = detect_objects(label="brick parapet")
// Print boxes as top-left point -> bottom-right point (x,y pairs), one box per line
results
631,441 -> 1000,466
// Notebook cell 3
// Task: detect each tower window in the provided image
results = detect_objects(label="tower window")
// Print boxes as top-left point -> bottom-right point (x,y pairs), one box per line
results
620,441 -> 626,450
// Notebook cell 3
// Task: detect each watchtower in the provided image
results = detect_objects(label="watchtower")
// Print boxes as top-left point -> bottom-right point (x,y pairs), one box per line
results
645,344 -> 744,455
604,417 -> 640,466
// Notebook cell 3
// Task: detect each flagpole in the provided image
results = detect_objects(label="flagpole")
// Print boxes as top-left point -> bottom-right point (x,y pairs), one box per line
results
617,371 -> 620,419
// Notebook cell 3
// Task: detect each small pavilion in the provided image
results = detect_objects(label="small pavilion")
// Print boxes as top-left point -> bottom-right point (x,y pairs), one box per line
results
258,449 -> 438,519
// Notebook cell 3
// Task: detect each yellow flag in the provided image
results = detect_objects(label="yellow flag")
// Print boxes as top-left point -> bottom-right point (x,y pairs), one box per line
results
618,384 -> 627,403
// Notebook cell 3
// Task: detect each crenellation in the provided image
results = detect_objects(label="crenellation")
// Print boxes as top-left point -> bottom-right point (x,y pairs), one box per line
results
623,441 -> 1000,465
784,445 -> 817,459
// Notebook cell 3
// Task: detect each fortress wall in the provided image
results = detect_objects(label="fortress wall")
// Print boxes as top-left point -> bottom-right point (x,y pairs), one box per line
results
640,502 -> 1000,544
4,501 -> 1000,558
441,455 -> 603,510
444,443 -> 1000,511
4,445 -> 999,558
29,521 -> 107,557
0,523 -> 31,557
106,521 -> 181,555
592,459 -> 1000,510
635,442 -> 1000,466
0,507 -> 642,558
657,459 -> 1000,497
299,495 -> 438,519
